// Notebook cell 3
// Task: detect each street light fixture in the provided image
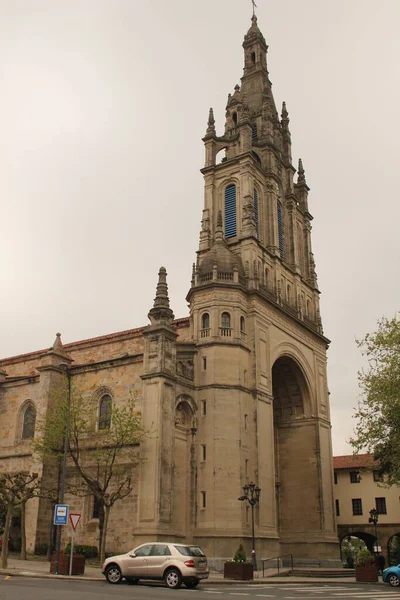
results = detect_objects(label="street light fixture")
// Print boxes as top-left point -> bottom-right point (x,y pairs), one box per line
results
238,481 -> 261,570
54,362 -> 71,576
369,508 -> 379,556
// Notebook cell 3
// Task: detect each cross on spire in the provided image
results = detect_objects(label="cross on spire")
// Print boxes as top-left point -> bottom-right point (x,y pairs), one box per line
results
251,0 -> 257,17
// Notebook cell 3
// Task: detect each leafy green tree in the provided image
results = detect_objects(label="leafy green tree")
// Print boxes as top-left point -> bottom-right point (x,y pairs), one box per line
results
34,390 -> 146,564
0,472 -> 41,568
350,315 -> 400,485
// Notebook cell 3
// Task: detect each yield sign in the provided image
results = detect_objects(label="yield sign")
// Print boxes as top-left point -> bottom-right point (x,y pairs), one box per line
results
69,513 -> 81,531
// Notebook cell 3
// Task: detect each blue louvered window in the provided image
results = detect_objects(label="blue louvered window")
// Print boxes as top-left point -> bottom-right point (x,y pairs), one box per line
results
252,124 -> 258,139
277,201 -> 284,259
254,188 -> 259,238
224,184 -> 237,238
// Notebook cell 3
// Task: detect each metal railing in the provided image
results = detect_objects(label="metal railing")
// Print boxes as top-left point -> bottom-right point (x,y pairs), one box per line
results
262,553 -> 293,577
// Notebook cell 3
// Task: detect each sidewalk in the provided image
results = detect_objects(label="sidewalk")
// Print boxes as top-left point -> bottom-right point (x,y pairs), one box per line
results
0,557 -> 383,585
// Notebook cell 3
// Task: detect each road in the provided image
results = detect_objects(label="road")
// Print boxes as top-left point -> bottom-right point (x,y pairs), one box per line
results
0,578 -> 397,600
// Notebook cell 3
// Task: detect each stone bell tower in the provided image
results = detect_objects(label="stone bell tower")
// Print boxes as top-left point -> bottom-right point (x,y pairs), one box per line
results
188,14 -> 339,564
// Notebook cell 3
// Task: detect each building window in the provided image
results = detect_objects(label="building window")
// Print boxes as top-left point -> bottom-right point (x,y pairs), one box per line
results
350,471 -> 360,483
334,472 -> 338,485
202,357 -> 207,370
201,400 -> 207,416
352,498 -> 363,516
201,491 -> 206,509
221,312 -> 231,328
245,459 -> 249,477
92,496 -> 101,519
224,184 -> 237,238
277,200 -> 284,259
22,404 -> 36,440
375,497 -> 387,515
240,316 -> 245,334
201,312 -> 210,329
373,471 -> 383,482
232,112 -> 238,126
99,394 -> 112,430
335,499 -> 340,517
253,188 -> 259,237
244,414 -> 248,430
251,52 -> 256,64
246,505 -> 250,524
201,445 -> 206,461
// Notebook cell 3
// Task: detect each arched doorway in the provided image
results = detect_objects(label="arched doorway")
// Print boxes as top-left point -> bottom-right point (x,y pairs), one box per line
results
340,534 -> 375,567
172,398 -> 197,541
272,356 -> 320,535
388,534 -> 400,565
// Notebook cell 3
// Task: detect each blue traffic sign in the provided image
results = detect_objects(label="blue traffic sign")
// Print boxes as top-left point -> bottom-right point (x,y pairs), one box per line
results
54,504 -> 69,525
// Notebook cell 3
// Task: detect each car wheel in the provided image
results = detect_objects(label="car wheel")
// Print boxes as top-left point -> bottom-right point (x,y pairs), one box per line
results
165,568 -> 182,589
388,574 -> 400,587
184,579 -> 200,589
126,578 -> 139,585
105,564 -> 122,584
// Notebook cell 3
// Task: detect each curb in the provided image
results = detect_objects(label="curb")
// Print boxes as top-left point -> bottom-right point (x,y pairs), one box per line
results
0,570 -> 377,585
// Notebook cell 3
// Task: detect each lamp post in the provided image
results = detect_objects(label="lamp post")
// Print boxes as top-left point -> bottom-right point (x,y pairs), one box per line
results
54,362 -> 71,575
238,482 -> 261,570
369,508 -> 379,557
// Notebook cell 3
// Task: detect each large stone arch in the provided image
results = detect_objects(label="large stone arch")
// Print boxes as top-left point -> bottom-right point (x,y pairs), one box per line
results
172,395 -> 197,542
272,352 -> 321,542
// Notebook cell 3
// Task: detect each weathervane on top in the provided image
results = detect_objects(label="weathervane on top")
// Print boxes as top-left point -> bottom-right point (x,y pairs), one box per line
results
251,0 -> 258,17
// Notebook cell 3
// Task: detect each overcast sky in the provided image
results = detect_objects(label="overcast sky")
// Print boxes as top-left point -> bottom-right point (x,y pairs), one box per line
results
1,0 -> 399,456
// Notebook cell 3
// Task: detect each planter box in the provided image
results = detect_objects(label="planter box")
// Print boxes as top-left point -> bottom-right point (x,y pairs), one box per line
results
355,566 -> 378,582
224,562 -> 254,580
50,553 -> 86,576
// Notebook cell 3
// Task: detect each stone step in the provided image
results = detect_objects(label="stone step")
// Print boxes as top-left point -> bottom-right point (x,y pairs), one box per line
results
291,568 -> 355,578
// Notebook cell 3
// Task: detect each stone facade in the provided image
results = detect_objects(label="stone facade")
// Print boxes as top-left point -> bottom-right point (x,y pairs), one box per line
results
0,14 -> 339,565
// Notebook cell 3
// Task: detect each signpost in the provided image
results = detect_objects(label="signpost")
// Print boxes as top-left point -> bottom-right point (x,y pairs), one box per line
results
54,504 -> 69,526
69,513 -> 81,576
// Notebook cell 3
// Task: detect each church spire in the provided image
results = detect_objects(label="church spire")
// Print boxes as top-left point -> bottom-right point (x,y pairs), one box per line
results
148,266 -> 174,326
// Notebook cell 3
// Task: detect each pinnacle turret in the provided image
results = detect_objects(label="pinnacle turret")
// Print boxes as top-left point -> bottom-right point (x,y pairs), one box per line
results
297,158 -> 306,183
148,267 -> 174,326
205,108 -> 216,136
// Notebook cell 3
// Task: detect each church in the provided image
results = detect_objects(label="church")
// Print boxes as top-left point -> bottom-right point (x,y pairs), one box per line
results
0,13 -> 339,565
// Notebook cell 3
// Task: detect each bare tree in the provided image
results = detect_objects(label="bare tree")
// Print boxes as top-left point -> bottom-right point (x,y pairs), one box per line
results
34,392 -> 146,564
0,472 -> 41,568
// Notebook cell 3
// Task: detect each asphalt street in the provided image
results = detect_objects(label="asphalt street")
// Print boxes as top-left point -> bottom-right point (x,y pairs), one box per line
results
0,578 -> 397,600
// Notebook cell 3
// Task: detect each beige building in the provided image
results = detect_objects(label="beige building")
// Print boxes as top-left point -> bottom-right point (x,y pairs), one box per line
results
0,14 -> 339,565
334,454 -> 400,562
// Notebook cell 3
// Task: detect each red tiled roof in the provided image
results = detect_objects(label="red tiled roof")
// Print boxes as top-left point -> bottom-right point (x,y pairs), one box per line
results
333,454 -> 378,470
0,317 -> 191,365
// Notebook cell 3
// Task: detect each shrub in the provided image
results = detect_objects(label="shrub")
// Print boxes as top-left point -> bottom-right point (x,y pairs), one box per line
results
355,547 -> 375,567
64,543 -> 98,558
233,543 -> 247,563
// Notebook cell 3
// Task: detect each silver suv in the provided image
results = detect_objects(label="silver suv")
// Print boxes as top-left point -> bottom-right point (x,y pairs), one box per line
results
102,542 -> 209,589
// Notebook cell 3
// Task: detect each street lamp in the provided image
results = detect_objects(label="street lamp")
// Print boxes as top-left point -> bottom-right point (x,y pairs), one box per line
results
238,481 -> 261,570
368,508 -> 379,556
54,362 -> 71,576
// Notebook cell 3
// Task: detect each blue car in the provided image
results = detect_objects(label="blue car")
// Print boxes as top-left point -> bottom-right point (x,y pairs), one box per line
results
383,564 -> 400,587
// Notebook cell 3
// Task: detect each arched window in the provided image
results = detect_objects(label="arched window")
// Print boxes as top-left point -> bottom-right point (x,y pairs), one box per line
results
221,312 -> 231,329
224,184 -> 237,238
251,51 -> 256,64
232,112 -> 238,126
201,312 -> 210,330
253,188 -> 259,237
240,316 -> 245,333
277,200 -> 284,259
22,404 -> 36,440
99,394 -> 112,430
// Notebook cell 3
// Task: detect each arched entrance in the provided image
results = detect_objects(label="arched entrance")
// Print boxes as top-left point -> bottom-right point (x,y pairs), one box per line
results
340,534 -> 376,566
388,534 -> 400,565
272,356 -> 320,535
172,397 -> 197,541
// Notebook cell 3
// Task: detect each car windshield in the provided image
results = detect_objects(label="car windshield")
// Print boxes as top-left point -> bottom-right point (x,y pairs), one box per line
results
175,545 -> 205,557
